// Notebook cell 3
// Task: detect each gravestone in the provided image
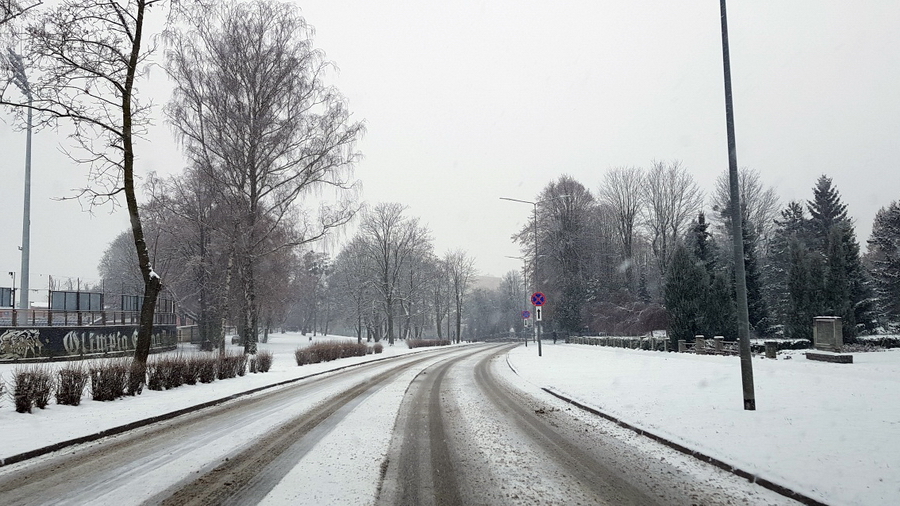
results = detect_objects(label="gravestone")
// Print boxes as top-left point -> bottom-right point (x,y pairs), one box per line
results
807,316 -> 853,364
813,316 -> 843,352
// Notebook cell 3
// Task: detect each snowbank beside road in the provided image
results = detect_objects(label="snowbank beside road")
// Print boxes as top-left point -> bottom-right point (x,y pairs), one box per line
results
0,333 -> 424,461
506,343 -> 900,506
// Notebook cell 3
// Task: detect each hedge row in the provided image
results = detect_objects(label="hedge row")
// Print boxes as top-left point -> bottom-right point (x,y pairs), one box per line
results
4,350 -> 273,413
295,341 -> 371,366
406,339 -> 451,349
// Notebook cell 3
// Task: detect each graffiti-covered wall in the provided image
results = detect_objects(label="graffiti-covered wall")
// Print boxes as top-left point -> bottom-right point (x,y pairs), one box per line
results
0,325 -> 177,361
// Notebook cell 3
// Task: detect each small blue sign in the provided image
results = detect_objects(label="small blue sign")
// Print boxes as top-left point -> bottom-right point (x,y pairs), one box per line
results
522,310 -> 531,319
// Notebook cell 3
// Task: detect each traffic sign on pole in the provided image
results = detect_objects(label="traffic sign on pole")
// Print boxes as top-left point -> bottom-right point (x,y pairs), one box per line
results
531,292 -> 545,306
535,307 -> 542,321
522,310 -> 531,319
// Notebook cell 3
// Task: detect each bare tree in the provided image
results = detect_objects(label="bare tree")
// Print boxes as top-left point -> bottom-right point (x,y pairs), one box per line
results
642,160 -> 704,276
0,0 -> 40,29
360,203 -> 431,345
711,166 -> 780,250
444,249 -> 476,343
1,1 -> 173,384
165,0 -> 364,352
331,236 -> 374,343
598,166 -> 644,290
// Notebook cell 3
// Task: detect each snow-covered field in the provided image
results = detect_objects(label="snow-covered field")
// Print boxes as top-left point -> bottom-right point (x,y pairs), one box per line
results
507,342 -> 900,506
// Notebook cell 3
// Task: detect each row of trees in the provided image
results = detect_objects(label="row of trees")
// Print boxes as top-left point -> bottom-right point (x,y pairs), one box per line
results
510,165 -> 898,344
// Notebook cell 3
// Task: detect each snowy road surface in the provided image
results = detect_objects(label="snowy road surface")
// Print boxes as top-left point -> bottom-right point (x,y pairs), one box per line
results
0,343 -> 797,505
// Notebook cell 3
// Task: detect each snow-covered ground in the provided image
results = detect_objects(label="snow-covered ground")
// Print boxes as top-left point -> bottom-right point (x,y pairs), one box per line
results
2,334 -> 897,505
506,342 -> 900,506
0,332 -> 423,459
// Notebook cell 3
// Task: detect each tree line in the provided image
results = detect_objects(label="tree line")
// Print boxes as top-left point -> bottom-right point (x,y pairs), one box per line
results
505,165 -> 899,345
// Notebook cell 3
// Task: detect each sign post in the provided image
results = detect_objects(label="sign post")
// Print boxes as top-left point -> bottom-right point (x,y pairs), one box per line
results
531,292 -> 546,356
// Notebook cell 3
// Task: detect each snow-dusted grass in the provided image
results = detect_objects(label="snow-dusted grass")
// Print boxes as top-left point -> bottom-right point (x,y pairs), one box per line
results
507,342 -> 900,506
0,332 -> 419,460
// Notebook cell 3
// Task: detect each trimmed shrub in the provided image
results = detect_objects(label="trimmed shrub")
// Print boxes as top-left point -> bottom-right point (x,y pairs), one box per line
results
374,343 -> 383,354
32,367 -> 53,409
216,352 -> 247,379
255,350 -> 273,373
182,356 -> 201,385
295,341 -> 369,366
197,355 -> 217,383
406,339 -> 450,349
13,365 -> 53,413
57,363 -> 89,406
90,359 -> 130,401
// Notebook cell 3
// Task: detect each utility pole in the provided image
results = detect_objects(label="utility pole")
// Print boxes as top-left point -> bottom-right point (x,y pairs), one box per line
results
719,0 -> 756,410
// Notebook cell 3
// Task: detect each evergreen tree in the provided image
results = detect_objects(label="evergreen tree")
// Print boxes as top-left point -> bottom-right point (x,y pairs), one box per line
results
807,175 -> 849,250
766,202 -> 808,334
705,271 -> 737,340
664,244 -> 708,348
690,212 -> 716,275
786,239 -> 812,340
804,175 -> 873,337
866,202 -> 900,325
742,216 -> 770,336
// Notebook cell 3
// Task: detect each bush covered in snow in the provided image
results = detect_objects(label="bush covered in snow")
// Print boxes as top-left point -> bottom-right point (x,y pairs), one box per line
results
295,341 -> 368,366
406,339 -> 450,349
13,365 -> 53,413
90,359 -> 130,402
217,352 -> 248,379
254,350 -> 274,373
56,363 -> 89,406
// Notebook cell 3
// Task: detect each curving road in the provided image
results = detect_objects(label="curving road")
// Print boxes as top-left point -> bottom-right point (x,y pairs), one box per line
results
0,343 -> 798,505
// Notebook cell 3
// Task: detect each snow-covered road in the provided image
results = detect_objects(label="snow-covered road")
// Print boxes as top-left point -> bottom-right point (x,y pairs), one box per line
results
0,338 -> 808,505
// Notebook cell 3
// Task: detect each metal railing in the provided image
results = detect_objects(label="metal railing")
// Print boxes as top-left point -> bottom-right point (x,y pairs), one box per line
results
0,308 -> 177,327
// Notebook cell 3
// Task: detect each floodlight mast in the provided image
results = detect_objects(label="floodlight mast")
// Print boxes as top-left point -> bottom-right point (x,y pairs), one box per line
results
8,49 -> 32,311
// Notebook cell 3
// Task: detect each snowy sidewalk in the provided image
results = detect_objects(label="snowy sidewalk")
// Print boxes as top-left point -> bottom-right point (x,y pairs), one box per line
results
506,342 -> 900,506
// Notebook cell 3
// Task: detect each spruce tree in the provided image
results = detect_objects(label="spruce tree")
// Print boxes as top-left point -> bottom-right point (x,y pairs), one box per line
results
766,202 -> 808,334
742,216 -> 770,336
805,175 -> 873,337
664,244 -> 708,348
786,239 -> 812,340
705,271 -> 737,340
867,202 -> 900,325
807,175 -> 849,250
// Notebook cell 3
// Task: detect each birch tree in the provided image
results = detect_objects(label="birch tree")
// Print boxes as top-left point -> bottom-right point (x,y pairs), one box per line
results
166,0 -> 363,352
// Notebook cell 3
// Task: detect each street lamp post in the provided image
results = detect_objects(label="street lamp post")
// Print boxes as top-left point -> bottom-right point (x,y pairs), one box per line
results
7,49 -> 32,312
501,194 -> 571,358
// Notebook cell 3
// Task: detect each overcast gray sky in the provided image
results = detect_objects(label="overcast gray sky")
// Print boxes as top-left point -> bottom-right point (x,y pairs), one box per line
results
2,0 -> 899,292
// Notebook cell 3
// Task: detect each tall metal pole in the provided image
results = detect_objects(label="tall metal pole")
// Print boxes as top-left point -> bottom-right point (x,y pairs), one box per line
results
533,203 -> 541,357
719,0 -> 756,410
8,50 -> 32,311
19,95 -> 32,310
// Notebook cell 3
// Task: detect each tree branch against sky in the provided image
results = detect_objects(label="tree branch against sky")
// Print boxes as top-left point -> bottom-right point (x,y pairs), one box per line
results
1,0 -> 168,384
